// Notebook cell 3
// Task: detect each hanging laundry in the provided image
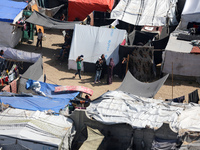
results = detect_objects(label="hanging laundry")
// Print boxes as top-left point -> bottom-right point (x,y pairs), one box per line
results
10,79 -> 18,93
1,85 -> 10,92
165,96 -> 185,103
188,89 -> 199,104
8,73 -> 15,82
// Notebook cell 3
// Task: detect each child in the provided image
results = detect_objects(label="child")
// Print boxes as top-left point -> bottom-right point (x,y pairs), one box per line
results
36,29 -> 43,49
74,55 -> 83,79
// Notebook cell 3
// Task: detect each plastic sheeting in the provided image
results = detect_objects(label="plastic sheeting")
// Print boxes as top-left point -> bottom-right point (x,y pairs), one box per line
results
179,0 -> 200,29
0,47 -> 41,63
0,92 -> 78,113
87,90 -> 187,132
68,0 -> 114,21
26,11 -> 81,29
117,71 -> 169,98
0,108 -> 75,149
111,0 -> 178,26
0,0 -> 27,23
68,24 -> 126,71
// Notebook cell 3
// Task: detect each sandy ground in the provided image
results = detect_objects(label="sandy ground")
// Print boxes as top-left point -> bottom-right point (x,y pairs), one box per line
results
16,29 -> 200,101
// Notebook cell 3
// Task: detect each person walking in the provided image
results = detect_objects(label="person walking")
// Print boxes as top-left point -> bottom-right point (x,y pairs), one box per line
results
36,28 -> 43,50
107,58 -> 115,84
94,57 -> 103,84
74,55 -> 83,79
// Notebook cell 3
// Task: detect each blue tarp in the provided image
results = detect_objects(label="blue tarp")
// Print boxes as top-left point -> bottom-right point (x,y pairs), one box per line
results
0,80 -> 79,113
0,0 -> 27,23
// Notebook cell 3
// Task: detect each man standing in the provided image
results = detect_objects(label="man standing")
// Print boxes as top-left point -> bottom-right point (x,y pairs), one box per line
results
100,54 -> 106,79
94,57 -> 103,84
36,29 -> 43,50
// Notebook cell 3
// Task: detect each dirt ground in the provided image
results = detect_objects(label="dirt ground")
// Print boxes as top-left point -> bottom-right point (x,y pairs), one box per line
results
16,29 -> 200,101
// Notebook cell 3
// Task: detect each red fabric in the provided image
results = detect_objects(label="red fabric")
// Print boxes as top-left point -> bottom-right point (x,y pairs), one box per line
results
2,85 -> 10,92
121,39 -> 126,45
55,86 -> 93,96
68,0 -> 114,21
10,79 -> 17,93
191,46 -> 200,54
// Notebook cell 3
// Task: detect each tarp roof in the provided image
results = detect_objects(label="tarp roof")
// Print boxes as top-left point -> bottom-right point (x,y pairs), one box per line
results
117,71 -> 169,98
0,0 -> 27,23
111,0 -> 178,26
68,0 -> 114,21
0,80 -> 79,113
26,11 -> 81,29
179,0 -> 200,29
0,108 -> 74,148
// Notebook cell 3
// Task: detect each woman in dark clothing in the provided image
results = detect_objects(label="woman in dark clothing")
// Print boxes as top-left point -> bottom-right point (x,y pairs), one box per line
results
107,58 -> 115,84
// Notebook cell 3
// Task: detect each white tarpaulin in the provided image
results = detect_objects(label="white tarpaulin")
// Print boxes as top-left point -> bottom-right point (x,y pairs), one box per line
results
162,30 -> 200,77
68,24 -> 126,71
111,0 -> 178,26
0,47 -> 41,63
179,0 -> 200,29
87,91 -> 185,132
0,11 -> 23,48
0,108 -> 75,149
86,90 -> 200,133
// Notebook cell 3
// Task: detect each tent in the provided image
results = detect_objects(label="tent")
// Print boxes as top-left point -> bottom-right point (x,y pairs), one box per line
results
26,11 -> 81,29
0,108 -> 75,149
110,0 -> 178,26
68,24 -> 127,72
178,0 -> 200,29
68,0 -> 114,21
162,30 -> 200,77
0,0 -> 27,47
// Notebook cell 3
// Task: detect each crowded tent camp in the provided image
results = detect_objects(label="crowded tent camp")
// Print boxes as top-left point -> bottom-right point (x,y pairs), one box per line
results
0,0 -> 200,149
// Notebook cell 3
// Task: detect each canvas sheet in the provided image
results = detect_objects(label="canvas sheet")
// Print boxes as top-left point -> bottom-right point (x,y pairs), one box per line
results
111,0 -> 178,26
179,0 -> 200,29
38,4 -> 64,17
162,50 -> 200,77
87,90 -> 189,132
117,71 -> 168,98
68,24 -> 126,70
26,11 -> 81,29
22,56 -> 43,81
0,91 -> 78,113
0,0 -> 27,23
0,47 -> 41,63
0,108 -> 75,149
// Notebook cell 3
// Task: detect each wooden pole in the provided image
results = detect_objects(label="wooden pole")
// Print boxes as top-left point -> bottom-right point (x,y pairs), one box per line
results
126,54 -> 129,74
172,62 -> 173,99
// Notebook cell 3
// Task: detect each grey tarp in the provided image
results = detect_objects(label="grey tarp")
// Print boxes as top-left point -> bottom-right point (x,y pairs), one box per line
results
117,71 -> 169,98
18,56 -> 43,94
26,11 -> 81,29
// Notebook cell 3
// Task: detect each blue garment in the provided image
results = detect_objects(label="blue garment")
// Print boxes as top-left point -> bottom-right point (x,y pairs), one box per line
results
95,70 -> 102,82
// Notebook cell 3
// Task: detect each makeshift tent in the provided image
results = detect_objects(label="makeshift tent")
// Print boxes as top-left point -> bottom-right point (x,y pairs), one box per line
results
68,24 -> 126,71
0,0 -> 27,47
117,71 -> 169,98
68,0 -> 114,21
111,0 -> 178,26
70,109 -> 133,150
26,11 -> 81,29
162,30 -> 200,77
178,0 -> 200,29
0,91 -> 78,113
0,108 -> 75,149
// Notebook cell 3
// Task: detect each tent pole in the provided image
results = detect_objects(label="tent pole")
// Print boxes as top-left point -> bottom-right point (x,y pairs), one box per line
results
172,62 -> 173,99
126,54 -> 129,74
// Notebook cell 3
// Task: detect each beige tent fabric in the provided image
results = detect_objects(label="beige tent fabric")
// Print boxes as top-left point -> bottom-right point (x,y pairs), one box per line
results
79,126 -> 104,150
